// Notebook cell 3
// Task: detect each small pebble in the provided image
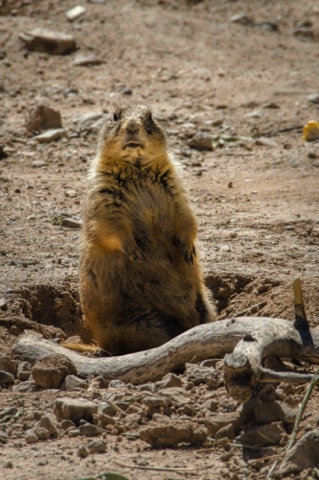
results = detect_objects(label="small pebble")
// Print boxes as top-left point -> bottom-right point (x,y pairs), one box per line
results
0,370 -> 15,384
77,445 -> 89,458
34,427 -> 50,441
289,159 -> 300,168
188,132 -> 212,151
0,407 -> 18,420
38,414 -> 58,437
34,129 -> 67,143
79,423 -> 100,436
0,299 -> 8,310
65,189 -> 77,198
156,372 -> 183,389
60,419 -> 75,430
0,355 -> 15,376
93,413 -> 116,428
73,53 -> 101,66
307,93 -> 319,104
31,160 -> 47,168
63,374 -> 88,391
245,110 -> 263,118
68,428 -> 80,437
108,379 -> 126,389
65,5 -> 86,22
12,380 -> 38,393
255,137 -> 277,147
54,397 -> 98,422
25,429 -> 38,444
0,430 -> 9,444
230,13 -> 253,24
88,439 -> 107,453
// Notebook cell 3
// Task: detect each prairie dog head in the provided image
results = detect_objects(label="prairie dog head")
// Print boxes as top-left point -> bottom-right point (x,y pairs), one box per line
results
97,105 -> 167,168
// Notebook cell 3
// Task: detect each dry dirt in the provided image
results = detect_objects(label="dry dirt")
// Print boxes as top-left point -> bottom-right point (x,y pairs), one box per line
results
0,0 -> 319,479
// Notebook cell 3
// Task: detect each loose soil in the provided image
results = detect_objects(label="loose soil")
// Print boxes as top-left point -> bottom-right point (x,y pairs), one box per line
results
0,1 -> 319,479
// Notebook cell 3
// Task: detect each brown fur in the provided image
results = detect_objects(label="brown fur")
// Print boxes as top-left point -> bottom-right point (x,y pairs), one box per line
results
79,104 -> 216,355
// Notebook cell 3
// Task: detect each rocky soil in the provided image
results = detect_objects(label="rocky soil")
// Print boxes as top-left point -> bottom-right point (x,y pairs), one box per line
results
0,0 -> 319,479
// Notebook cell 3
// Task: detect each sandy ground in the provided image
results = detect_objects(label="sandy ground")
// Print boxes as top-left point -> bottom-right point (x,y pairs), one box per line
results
0,1 -> 319,479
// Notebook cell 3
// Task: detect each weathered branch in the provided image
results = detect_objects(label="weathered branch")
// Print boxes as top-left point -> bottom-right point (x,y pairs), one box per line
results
258,367 -> 315,384
293,278 -> 308,328
12,317 -> 319,401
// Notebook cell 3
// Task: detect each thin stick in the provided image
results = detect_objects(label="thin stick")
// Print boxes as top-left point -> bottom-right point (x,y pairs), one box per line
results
198,437 -> 230,449
216,152 -> 254,157
107,400 -> 127,417
256,125 -> 303,138
258,367 -> 315,384
234,301 -> 267,317
286,366 -> 319,451
249,453 -> 282,466
293,278 -> 308,328
113,461 -> 218,472
267,460 -> 279,479
267,366 -> 319,479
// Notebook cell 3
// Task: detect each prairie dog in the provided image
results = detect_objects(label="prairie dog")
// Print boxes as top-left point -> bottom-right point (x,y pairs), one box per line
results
79,104 -> 216,355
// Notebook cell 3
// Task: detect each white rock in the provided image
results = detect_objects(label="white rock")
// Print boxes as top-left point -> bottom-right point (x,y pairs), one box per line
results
31,160 -> 47,168
254,137 -> 277,147
245,110 -> 263,118
65,5 -> 86,21
34,129 -> 67,143
307,93 -> 319,104
64,189 -> 77,198
73,53 -> 101,66
73,112 -> 104,128
230,13 -> 253,24
25,429 -> 38,443
88,439 -> 107,453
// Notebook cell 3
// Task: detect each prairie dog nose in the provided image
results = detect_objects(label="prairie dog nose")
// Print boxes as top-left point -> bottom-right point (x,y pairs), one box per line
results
126,120 -> 139,136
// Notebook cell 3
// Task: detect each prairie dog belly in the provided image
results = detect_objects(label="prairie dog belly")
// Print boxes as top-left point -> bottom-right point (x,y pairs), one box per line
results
123,178 -> 176,255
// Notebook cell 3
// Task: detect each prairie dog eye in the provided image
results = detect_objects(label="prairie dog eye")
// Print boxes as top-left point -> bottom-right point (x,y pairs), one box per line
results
113,112 -> 119,121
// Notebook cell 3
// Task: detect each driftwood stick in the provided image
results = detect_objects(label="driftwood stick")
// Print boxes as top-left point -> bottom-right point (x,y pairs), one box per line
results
12,317 -> 319,400
258,367 -> 316,384
222,316 -> 319,401
293,278 -> 308,328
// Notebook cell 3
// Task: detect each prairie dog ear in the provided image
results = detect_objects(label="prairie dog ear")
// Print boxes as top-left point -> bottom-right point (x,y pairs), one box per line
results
146,110 -> 153,121
144,112 -> 156,134
113,106 -> 124,122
